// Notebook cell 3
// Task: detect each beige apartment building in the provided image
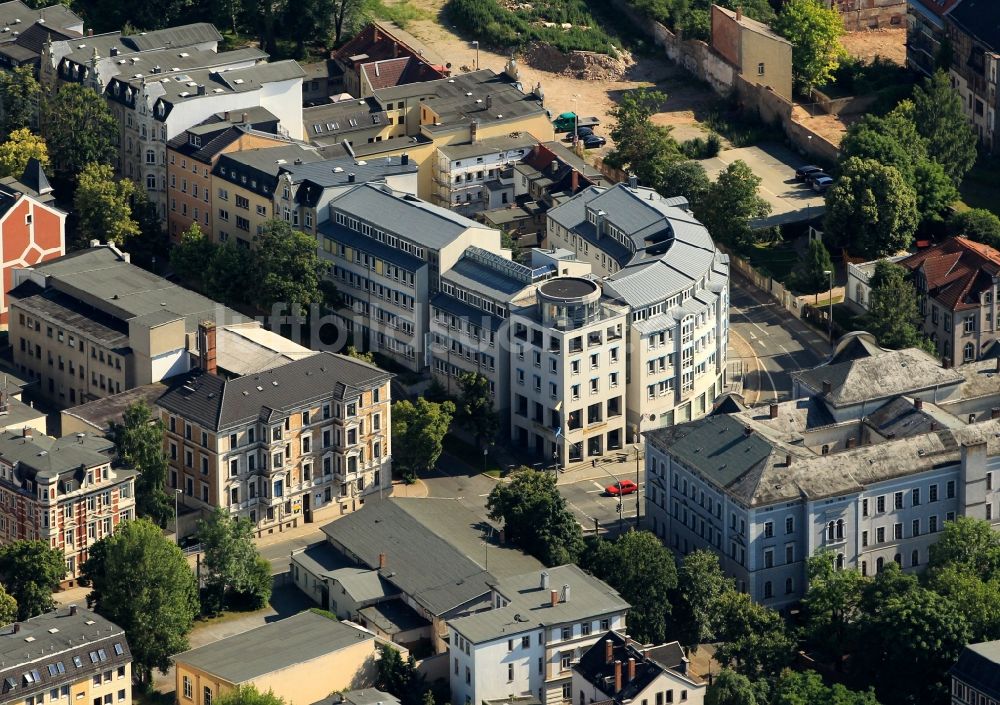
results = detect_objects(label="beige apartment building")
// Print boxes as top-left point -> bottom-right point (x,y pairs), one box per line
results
711,5 -> 793,100
0,429 -> 135,583
156,349 -> 393,534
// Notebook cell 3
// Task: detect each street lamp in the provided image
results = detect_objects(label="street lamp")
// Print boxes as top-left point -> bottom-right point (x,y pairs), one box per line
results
471,41 -> 479,71
173,488 -> 183,545
824,269 -> 834,344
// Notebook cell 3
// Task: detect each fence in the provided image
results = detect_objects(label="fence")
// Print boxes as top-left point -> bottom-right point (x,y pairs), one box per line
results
718,243 -> 804,320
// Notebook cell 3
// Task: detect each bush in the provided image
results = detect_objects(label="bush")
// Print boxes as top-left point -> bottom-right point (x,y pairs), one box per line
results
679,133 -> 723,159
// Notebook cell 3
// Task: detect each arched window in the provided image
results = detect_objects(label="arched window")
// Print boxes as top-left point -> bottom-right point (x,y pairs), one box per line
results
876,557 -> 884,573
146,174 -> 156,190
911,550 -> 920,567
964,342 -> 975,362
836,519 -> 845,540
861,560 -> 867,576
893,553 -> 902,566
145,149 -> 155,165
763,581 -> 773,599
827,521 -> 835,541
836,553 -> 845,570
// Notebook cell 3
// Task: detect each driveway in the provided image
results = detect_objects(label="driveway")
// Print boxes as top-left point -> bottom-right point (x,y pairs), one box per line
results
700,143 -> 827,228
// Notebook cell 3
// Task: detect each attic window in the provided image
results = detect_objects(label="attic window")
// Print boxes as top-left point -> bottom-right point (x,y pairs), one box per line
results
312,124 -> 323,134
349,118 -> 358,127
189,135 -> 201,148
234,78 -> 245,85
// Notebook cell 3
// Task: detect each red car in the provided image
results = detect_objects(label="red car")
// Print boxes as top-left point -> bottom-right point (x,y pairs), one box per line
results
606,480 -> 638,496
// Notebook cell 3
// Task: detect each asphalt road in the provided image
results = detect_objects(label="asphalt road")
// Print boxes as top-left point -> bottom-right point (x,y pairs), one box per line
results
729,280 -> 824,403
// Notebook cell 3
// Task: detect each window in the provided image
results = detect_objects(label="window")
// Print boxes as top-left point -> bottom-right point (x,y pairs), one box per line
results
560,653 -> 571,670
507,663 -> 514,681
947,480 -> 956,499
785,516 -> 794,534
757,62 -> 765,75
183,676 -> 192,699
764,521 -> 773,538
964,342 -> 975,362
203,687 -> 213,705
912,487 -> 921,506
561,626 -> 571,640
894,523 -> 903,540
876,495 -> 885,513
930,483 -> 939,502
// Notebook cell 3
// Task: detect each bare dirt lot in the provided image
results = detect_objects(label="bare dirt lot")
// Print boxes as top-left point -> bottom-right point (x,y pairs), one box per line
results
840,27 -> 906,65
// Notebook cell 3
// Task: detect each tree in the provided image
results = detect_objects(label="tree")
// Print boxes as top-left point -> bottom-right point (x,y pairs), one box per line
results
332,0 -> 367,44
926,565 -> 1000,642
81,518 -> 199,685
927,515 -> 1000,581
345,345 -> 375,363
606,87 -> 679,187
0,128 -> 48,178
197,508 -> 270,613
695,160 -> 771,249
580,531 -> 676,643
714,590 -> 794,679
206,241 -> 256,307
215,685 -> 287,705
840,104 -> 927,182
486,467 -> 584,566
772,0 -> 845,92
949,209 -> 1000,250
912,70 -> 978,185
501,228 -> 525,263
790,237 -> 834,294
42,83 -> 117,180
864,260 -> 930,351
375,643 -> 434,705
771,670 -> 880,705
111,401 -> 173,527
171,222 -> 217,290
251,220 -> 328,310
456,372 -> 500,449
801,552 -> 868,664
0,585 -> 16,625
671,549 -> 732,648
824,157 -> 918,259
0,66 -> 40,137
705,670 -> 758,705
658,159 -> 710,210
912,157 -> 958,223
0,540 -> 64,619
391,398 -> 455,482
73,162 -> 139,246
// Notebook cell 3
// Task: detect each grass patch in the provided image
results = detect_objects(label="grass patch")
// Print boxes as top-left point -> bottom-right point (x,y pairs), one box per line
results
367,0 -> 433,29
309,607 -> 338,620
443,434 -> 502,474
960,158 -> 1000,216
702,101 -> 784,148
742,241 -> 799,281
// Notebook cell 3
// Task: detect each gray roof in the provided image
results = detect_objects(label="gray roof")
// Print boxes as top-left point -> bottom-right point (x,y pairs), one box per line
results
321,497 -> 543,616
446,256 -> 530,299
280,155 -> 417,204
448,564 -> 629,644
0,430 -> 114,481
358,599 -> 429,634
436,132 -> 540,161
0,606 -> 131,702
133,60 -> 304,110
430,293 -> 504,332
0,0 -> 80,34
327,183 -> 488,250
952,640 -> 1000,698
11,246 -> 245,341
174,611 -> 373,684
319,220 -> 426,271
304,99 -> 388,143
311,689 -> 402,705
58,23 -> 220,66
96,46 -> 264,86
156,351 -> 392,432
60,383 -> 169,433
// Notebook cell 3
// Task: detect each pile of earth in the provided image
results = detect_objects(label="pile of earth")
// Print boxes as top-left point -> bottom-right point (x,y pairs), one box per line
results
520,41 -> 634,81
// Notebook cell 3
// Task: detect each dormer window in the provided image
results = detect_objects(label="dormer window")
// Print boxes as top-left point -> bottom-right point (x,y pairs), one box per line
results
189,134 -> 201,148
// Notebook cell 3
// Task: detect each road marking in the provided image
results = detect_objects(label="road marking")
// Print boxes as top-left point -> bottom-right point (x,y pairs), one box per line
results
592,481 -> 605,491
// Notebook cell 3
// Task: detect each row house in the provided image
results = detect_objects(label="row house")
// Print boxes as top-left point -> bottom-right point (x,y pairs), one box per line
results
0,428 -> 135,583
0,1 -> 82,71
156,348 -> 393,533
943,0 -> 1000,152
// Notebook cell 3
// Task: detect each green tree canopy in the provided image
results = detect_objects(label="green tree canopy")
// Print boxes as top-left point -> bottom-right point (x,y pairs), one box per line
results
251,219 -> 328,310
824,157 -> 918,259
801,551 -> 868,663
171,222 -> 217,291
42,83 -> 117,180
197,508 -> 271,613
580,531 -> 677,644
0,128 -> 48,178
927,515 -> 1000,581
772,0 -> 846,91
0,540 -> 64,619
606,87 -> 679,187
374,643 -> 436,705
772,670 -> 880,705
926,564 -> 1000,642
486,467 -> 584,566
670,549 -> 732,648
949,209 -> 1000,250
391,398 -> 455,482
714,590 -> 794,679
81,519 -> 199,685
912,157 -> 959,223
111,401 -> 173,527
790,237 -> 834,294
0,585 -> 17,625
456,372 -> 500,449
214,685 -> 287,705
73,162 -> 140,246
0,66 -> 40,137
694,160 -> 771,249
864,260 -> 931,352
658,159 -> 711,210
912,70 -> 978,185
705,669 -> 759,705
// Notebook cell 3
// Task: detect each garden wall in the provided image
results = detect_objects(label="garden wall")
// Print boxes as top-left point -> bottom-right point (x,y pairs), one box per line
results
811,88 -> 880,116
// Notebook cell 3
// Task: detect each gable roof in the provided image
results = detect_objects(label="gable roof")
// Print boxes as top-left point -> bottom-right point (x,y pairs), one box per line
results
574,632 -> 698,703
361,55 -> 442,91
947,0 -> 1000,51
899,236 -> 1000,311
156,351 -> 392,431
951,640 -> 1000,698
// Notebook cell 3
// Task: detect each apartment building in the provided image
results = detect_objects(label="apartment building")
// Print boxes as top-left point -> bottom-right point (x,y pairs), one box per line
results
0,158 -> 66,324
166,107 -> 290,242
710,5 -> 793,101
429,247 -> 590,415
898,236 -> 1000,363
330,22 -> 446,99
431,132 -> 539,214
950,640 -> 1000,705
0,428 -> 135,582
546,182 -> 730,436
509,277 -> 629,466
320,182 -> 504,371
211,143 -> 323,245
174,611 -> 379,705
0,0 -> 82,71
156,350 -> 392,533
943,0 -> 1000,152
906,0 -> 961,77
0,606 -> 133,705
572,632 -> 705,705
645,334 -> 1000,607
8,244 -> 246,408
448,565 -> 630,705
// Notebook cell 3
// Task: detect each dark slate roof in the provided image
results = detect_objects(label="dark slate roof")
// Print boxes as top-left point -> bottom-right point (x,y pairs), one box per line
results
0,0 -> 80,34
575,632 -> 664,702
279,155 -> 417,206
0,430 -> 114,482
864,396 -> 941,439
430,293 -> 504,332
175,612 -> 373,684
60,383 -> 168,433
358,598 -> 430,634
12,21 -> 77,55
125,22 -> 221,52
214,144 -> 323,197
951,640 -> 1000,699
156,351 -> 392,432
319,219 -> 425,271
9,281 -> 130,348
948,0 -> 1000,51
0,607 -> 131,702
303,98 -> 389,143
18,157 -> 50,196
311,689 -> 402,705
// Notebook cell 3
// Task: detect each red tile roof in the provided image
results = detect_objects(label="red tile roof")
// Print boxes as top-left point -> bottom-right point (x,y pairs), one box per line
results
360,56 -> 444,91
899,236 -> 1000,312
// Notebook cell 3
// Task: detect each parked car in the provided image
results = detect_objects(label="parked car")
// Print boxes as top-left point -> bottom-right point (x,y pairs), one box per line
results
606,479 -> 639,496
795,165 -> 823,181
582,134 -> 607,148
811,175 -> 834,192
574,125 -> 594,138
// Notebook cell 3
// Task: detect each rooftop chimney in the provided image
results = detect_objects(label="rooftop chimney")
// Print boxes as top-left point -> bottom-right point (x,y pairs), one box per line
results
769,403 -> 779,419
627,657 -> 636,682
627,172 -> 638,189
109,46 -> 118,56
378,552 -> 387,570
401,153 -> 409,165
347,173 -> 356,183
196,84 -> 206,96
943,357 -> 953,369
595,209 -> 606,238
785,454 -> 792,466
930,421 -> 938,431
12,623 -> 19,633
540,571 -> 549,590
470,119 -> 479,143
22,426 -> 31,438
992,407 -> 1000,420
571,169 -> 579,192
198,321 -> 217,375
561,584 -> 570,603
549,589 -> 558,607
744,426 -> 754,437
241,112 -> 248,124
485,94 -> 492,110
224,111 -> 230,121
846,437 -> 856,449
605,639 -> 613,664
736,7 -> 742,20
614,660 -> 622,693
87,28 -> 93,36
914,397 -> 923,411
822,380 -> 832,394
69,605 -> 77,616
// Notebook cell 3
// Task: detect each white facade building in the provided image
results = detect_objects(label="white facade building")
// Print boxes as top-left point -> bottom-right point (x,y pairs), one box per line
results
432,132 -> 539,214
